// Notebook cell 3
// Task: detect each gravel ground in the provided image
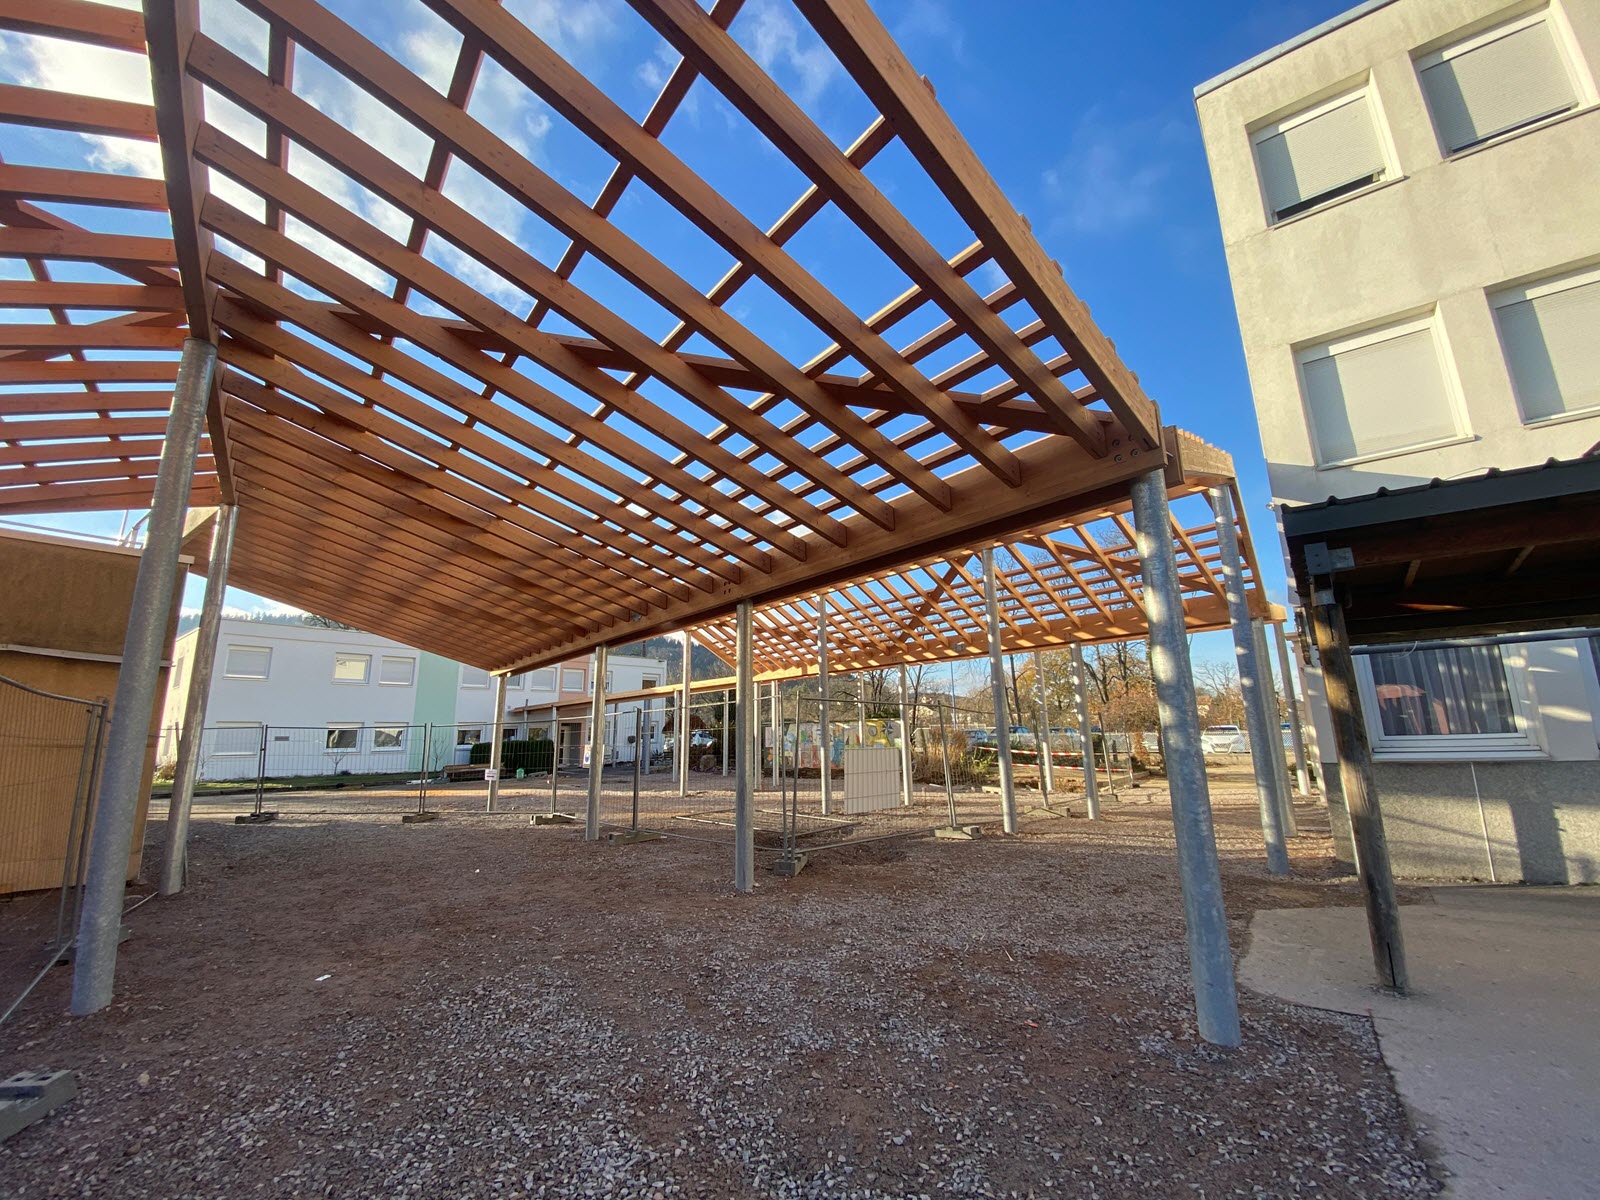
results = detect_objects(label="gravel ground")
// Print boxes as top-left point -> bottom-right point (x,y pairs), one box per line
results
0,771 -> 1440,1199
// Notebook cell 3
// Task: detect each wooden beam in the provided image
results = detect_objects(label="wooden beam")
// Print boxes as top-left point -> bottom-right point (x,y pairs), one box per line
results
0,282 -> 184,311
0,0 -> 147,52
0,163 -> 169,210
0,83 -> 155,140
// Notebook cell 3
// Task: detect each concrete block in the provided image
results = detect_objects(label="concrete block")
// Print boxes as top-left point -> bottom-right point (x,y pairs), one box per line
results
234,811 -> 278,824
531,812 -> 577,825
400,811 -> 439,824
0,1070 -> 78,1143
608,830 -> 662,844
935,825 -> 982,841
772,853 -> 809,877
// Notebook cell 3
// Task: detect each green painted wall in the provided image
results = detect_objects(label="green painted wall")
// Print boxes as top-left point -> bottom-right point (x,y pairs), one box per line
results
410,651 -> 459,773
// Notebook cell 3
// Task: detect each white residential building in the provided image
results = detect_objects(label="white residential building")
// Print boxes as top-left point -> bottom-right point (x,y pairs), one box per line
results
158,616 -> 668,780
1196,0 -> 1600,881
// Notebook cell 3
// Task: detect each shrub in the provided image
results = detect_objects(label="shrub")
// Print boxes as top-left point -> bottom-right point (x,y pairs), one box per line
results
468,738 -> 553,772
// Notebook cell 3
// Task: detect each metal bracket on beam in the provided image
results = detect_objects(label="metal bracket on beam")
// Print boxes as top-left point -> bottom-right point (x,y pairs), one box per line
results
1303,542 -> 1355,575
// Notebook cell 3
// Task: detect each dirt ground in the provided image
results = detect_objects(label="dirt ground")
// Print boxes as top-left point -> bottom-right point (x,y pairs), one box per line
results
0,769 -> 1440,1199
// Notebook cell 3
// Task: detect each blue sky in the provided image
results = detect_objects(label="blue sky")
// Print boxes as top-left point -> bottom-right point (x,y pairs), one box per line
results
1,0 -> 1358,668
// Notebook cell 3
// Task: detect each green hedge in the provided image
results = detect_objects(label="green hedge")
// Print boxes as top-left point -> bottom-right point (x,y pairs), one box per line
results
467,738 -> 554,772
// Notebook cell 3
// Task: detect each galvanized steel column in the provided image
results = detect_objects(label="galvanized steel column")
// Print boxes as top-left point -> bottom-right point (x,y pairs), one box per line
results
1253,620 -> 1296,837
585,645 -> 608,840
1208,486 -> 1290,876
1274,621 -> 1312,797
158,502 -> 236,897
678,634 -> 692,797
486,672 -> 508,812
897,665 -> 913,807
1132,468 -> 1241,1048
73,338 -> 216,1015
982,547 -> 1018,834
1071,643 -> 1100,819
734,601 -> 755,893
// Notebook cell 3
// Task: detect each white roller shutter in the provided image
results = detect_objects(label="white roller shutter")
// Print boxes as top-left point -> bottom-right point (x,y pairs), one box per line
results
1300,321 -> 1459,464
1420,19 -> 1576,152
1495,272 -> 1600,422
1255,94 -> 1385,221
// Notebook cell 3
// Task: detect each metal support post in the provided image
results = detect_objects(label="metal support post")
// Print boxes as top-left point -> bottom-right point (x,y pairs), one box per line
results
771,681 -> 781,787
1132,468 -> 1242,1048
734,601 -> 755,893
73,337 -> 216,1016
549,710 -> 560,814
818,594 -> 833,815
678,634 -> 692,796
585,645 -> 608,840
1033,650 -> 1053,803
417,723 -> 430,813
1309,589 -> 1408,993
486,672 -> 507,812
856,685 -> 866,745
721,693 -> 730,777
1071,644 -> 1100,819
1208,486 -> 1290,876
1274,621 -> 1312,797
632,707 -> 643,831
1253,620 -> 1297,837
897,665 -> 913,807
159,503 -> 237,896
982,547 -> 1018,833
641,697 -> 650,776
937,700 -> 958,828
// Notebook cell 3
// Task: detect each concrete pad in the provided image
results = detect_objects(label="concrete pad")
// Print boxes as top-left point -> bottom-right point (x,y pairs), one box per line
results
1241,887 -> 1600,1199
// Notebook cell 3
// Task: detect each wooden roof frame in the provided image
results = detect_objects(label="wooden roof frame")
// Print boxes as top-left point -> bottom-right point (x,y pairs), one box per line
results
1,1 -> 1271,674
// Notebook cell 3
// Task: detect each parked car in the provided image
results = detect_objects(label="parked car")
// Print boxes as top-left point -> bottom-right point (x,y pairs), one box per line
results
1201,725 -> 1248,754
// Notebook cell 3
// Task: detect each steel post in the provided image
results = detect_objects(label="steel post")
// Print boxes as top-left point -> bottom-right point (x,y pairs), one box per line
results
721,693 -> 730,777
486,672 -> 508,812
1071,644 -> 1100,819
1208,486 -> 1290,876
585,645 -> 608,840
159,503 -> 237,896
1132,468 -> 1242,1048
632,706 -> 643,830
549,708 -> 560,813
678,634 -> 692,796
818,594 -> 833,815
1253,620 -> 1297,837
1309,589 -> 1408,993
734,601 -> 755,893
1033,650 -> 1053,802
1274,621 -> 1312,797
982,547 -> 1018,833
897,665 -> 913,807
936,699 -> 958,827
72,337 -> 216,1016
771,681 -> 781,787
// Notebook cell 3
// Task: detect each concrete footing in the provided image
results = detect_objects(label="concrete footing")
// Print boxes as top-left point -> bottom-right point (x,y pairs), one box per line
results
234,812 -> 279,824
532,812 -> 578,825
935,825 -> 982,841
608,830 -> 662,844
400,811 -> 439,824
772,853 -> 809,877
0,1071 -> 79,1143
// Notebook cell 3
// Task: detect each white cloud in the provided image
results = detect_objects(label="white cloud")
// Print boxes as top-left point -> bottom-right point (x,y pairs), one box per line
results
741,0 -> 839,107
891,0 -> 966,62
1041,107 -> 1189,236
0,29 -> 161,175
506,0 -> 624,63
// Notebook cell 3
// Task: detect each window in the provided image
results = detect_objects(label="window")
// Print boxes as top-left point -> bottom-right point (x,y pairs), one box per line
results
531,667 -> 556,690
1296,314 -> 1464,466
456,727 -> 483,746
507,673 -> 526,689
1492,265 -> 1600,423
641,676 -> 658,689
1358,644 -> 1539,757
325,724 -> 360,751
501,725 -> 521,741
378,655 -> 416,686
373,725 -> 406,751
211,722 -> 261,757
561,667 -> 585,692
224,645 -> 271,680
1418,10 -> 1580,154
1252,88 -> 1389,223
332,652 -> 370,684
461,666 -> 490,689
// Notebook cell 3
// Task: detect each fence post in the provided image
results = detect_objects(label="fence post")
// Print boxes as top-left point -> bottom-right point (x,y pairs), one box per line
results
721,693 -> 730,777
632,706 -> 643,831
1252,619 -> 1297,837
678,634 -> 692,797
1033,650 -> 1053,804
897,665 -> 913,807
937,699 -> 958,828
71,337 -> 215,1016
549,712 -> 560,814
1071,644 -> 1100,819
818,594 -> 833,815
1132,468 -> 1241,1048
486,673 -> 507,812
982,547 -> 1018,834
418,723 -> 431,814
1208,486 -> 1289,876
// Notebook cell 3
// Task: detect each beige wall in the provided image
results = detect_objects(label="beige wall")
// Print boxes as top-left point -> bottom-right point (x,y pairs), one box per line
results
0,530 -> 184,894
1198,0 -> 1600,509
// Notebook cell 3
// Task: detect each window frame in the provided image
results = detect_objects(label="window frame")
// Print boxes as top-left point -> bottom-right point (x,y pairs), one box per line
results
331,652 -> 371,685
530,667 -> 557,690
223,644 -> 272,681
1490,262 -> 1600,426
1356,645 -> 1545,760
1250,84 -> 1394,225
372,724 -> 407,752
210,720 -> 262,758
456,727 -> 484,747
1295,311 -> 1471,469
1415,7 -> 1586,156
561,667 -> 586,692
324,723 -> 362,753
377,654 -> 416,687
460,665 -> 490,689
